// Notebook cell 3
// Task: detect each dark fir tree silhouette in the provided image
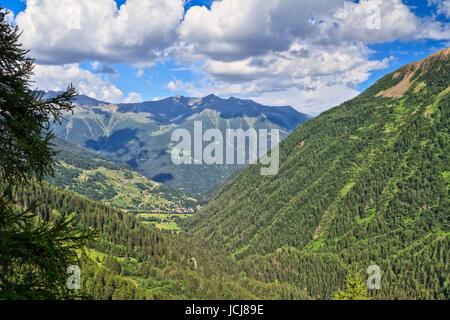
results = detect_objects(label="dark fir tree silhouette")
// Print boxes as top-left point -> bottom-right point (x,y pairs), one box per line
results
0,8 -> 94,299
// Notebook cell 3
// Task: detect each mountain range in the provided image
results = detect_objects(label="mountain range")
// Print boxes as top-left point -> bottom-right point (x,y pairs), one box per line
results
49,93 -> 310,195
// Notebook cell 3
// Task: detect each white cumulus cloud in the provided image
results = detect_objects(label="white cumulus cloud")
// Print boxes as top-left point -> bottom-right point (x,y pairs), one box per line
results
173,0 -> 448,113
33,64 -> 142,103
15,0 -> 184,65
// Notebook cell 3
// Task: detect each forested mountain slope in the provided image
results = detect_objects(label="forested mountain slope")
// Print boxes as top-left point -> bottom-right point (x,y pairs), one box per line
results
6,181 -> 309,300
46,137 -> 197,212
184,49 -> 450,299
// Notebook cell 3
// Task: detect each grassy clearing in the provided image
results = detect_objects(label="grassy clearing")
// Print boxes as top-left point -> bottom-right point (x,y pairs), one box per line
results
156,223 -> 181,231
340,182 -> 355,197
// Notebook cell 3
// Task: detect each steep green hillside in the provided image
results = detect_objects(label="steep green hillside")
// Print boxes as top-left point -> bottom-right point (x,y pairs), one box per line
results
7,181 -> 310,300
45,138 -> 198,229
51,94 -> 310,195
184,49 -> 450,299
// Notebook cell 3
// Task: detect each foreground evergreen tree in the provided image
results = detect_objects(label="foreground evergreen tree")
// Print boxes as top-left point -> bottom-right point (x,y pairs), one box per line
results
0,10 -> 76,183
0,8 -> 94,299
333,272 -> 372,300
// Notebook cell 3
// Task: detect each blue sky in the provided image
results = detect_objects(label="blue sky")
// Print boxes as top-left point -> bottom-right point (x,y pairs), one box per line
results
3,0 -> 449,115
